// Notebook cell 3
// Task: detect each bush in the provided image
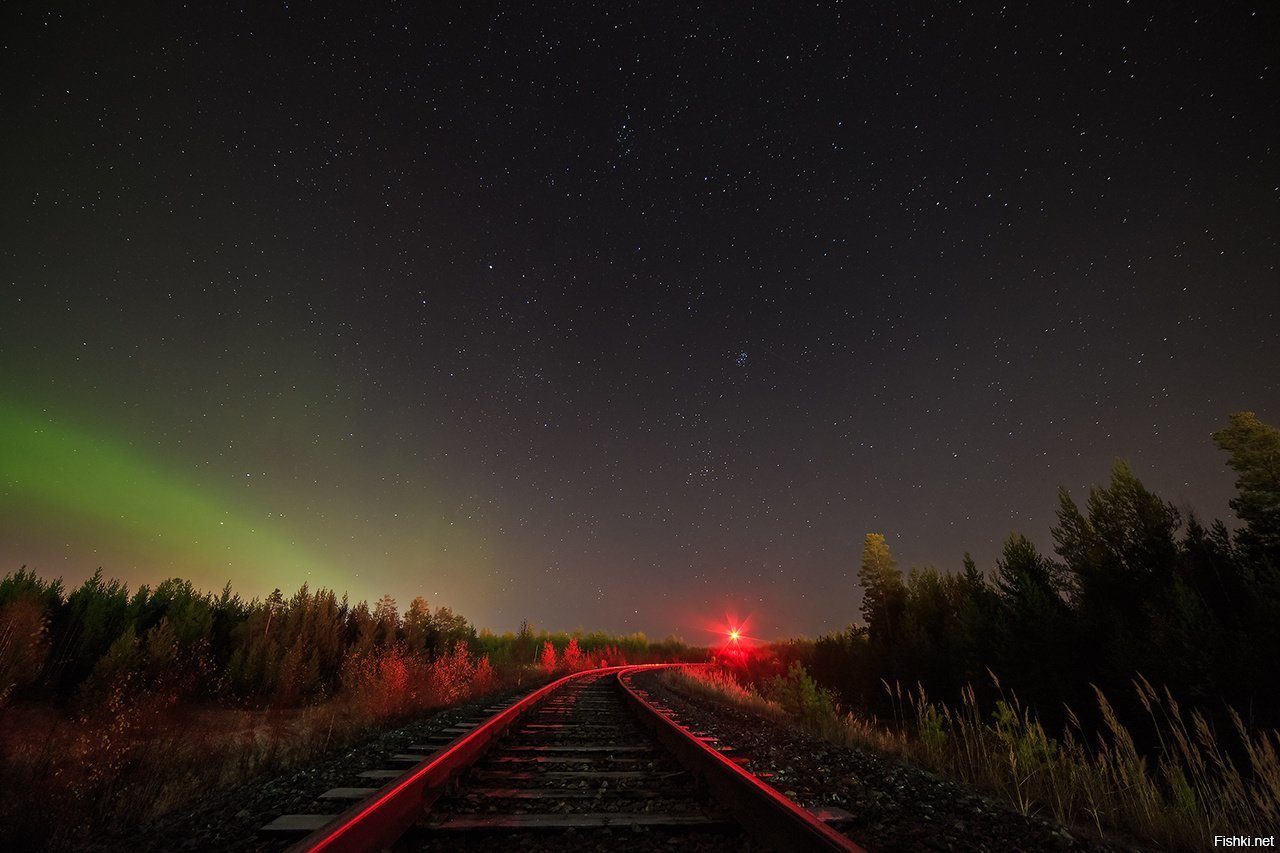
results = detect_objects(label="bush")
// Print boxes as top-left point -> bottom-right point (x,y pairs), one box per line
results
763,662 -> 838,729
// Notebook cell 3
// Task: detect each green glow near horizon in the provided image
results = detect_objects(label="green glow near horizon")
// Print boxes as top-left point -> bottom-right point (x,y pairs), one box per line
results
0,401 -> 328,584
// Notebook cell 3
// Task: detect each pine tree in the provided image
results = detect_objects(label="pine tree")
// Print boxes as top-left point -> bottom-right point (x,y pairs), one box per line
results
1213,411 -> 1280,564
1052,460 -> 1182,692
857,532 -> 905,647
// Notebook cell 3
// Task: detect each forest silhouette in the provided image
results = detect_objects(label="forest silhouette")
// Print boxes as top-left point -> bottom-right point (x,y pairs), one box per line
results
809,412 -> 1280,738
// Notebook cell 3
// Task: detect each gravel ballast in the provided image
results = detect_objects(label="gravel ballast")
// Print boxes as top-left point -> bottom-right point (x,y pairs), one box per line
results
633,669 -> 1147,853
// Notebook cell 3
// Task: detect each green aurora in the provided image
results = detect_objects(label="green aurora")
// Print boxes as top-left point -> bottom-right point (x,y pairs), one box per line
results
0,400 -> 333,592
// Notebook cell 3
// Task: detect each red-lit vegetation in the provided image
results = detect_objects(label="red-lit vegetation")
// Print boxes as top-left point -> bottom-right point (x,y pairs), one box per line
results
0,577 -> 703,848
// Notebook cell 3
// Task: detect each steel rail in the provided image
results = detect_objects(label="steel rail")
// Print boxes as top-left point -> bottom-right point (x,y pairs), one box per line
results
284,662 -> 864,852
617,665 -> 866,853
283,665 -> 635,853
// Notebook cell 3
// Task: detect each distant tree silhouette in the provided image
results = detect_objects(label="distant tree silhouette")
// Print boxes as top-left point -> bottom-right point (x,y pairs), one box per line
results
951,553 -> 997,687
373,594 -> 399,646
403,597 -> 431,653
898,567 -> 954,691
812,624 -> 874,708
50,570 -> 131,698
990,533 -> 1073,708
1214,411 -> 1280,566
1052,460 -> 1182,689
811,412 -> 1280,735
513,618 -> 534,664
857,533 -> 905,650
428,606 -> 474,659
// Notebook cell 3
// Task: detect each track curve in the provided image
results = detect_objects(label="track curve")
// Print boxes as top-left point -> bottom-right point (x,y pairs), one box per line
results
278,664 -> 864,852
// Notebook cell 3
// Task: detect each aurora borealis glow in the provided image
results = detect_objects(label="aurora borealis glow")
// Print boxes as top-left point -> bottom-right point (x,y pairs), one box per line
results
3,3 -> 1277,639
0,399 -> 329,592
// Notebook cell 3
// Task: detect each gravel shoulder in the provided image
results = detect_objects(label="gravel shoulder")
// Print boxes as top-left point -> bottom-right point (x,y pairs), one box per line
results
634,670 -> 1149,853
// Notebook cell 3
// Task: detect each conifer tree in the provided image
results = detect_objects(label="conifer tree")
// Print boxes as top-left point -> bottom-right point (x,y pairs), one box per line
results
857,533 -> 905,647
1213,411 -> 1280,564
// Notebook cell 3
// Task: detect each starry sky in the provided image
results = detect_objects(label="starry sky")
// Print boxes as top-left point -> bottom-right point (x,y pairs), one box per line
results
2,3 -> 1277,641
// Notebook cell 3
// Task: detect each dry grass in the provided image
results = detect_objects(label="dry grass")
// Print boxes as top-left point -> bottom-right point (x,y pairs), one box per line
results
0,692 -> 385,848
0,645 -> 519,850
666,664 -> 789,722
667,666 -> 1280,852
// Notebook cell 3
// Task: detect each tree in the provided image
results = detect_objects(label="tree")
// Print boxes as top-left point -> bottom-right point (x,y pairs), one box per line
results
80,626 -> 140,707
403,597 -> 431,654
263,588 -> 285,639
990,534 -> 1074,708
142,617 -> 179,683
346,600 -> 377,656
993,534 -> 1067,618
539,640 -> 557,674
1052,460 -> 1182,692
50,570 -> 132,697
1053,460 -> 1181,609
899,567 -> 955,690
373,594 -> 399,646
429,607 -> 473,659
513,619 -> 534,664
857,533 -> 905,647
563,636 -> 583,671
473,654 -> 497,693
812,624 -> 875,709
209,581 -> 247,667
951,553 -> 997,684
1213,411 -> 1280,564
0,567 -> 63,612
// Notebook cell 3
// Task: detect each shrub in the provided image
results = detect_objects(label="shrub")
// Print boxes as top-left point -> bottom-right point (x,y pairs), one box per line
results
763,662 -> 838,729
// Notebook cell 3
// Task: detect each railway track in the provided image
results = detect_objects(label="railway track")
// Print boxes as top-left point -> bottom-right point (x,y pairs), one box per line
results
265,665 -> 864,852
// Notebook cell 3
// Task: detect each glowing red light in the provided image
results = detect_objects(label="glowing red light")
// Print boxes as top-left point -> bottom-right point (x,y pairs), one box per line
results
708,612 -> 760,668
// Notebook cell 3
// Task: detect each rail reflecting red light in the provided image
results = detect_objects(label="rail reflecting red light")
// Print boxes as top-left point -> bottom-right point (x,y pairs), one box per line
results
285,666 -> 636,853
286,662 -> 865,852
617,665 -> 866,853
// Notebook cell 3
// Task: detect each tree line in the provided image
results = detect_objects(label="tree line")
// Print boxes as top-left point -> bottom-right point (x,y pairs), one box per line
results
0,569 -> 698,711
812,411 -> 1280,733
0,576 -> 485,708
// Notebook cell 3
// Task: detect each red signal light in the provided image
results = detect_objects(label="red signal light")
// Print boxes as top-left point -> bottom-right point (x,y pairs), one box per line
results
714,614 -> 755,650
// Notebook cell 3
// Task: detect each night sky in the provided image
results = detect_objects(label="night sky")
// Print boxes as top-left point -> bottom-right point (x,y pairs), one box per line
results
2,3 -> 1277,642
